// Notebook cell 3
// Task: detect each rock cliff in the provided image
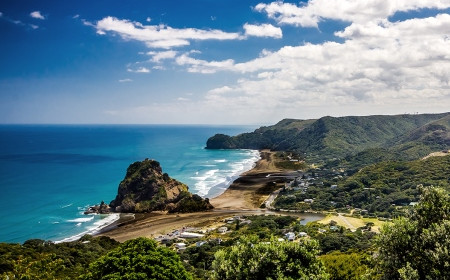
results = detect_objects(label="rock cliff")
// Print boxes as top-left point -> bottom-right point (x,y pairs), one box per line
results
87,159 -> 213,214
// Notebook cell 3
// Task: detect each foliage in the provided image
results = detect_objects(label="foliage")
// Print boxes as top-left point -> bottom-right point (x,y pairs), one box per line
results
211,235 -> 329,280
168,194 -> 213,213
206,113 -> 450,164
0,235 -> 119,279
275,155 -> 449,217
320,251 -> 370,280
371,187 -> 450,280
80,237 -> 193,280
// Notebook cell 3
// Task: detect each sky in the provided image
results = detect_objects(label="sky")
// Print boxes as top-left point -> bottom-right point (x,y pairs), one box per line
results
1,0 -> 450,124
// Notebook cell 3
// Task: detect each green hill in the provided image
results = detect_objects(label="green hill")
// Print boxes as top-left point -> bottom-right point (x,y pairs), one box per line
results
274,155 -> 450,217
206,113 -> 450,164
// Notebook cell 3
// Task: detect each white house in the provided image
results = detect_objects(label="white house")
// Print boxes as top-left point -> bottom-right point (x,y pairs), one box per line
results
285,232 -> 295,241
218,227 -> 228,233
180,232 -> 204,238
175,243 -> 186,251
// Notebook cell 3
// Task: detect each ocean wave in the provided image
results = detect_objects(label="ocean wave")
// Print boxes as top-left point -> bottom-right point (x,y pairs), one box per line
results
61,203 -> 73,208
55,213 -> 120,243
192,149 -> 260,198
214,159 -> 227,163
67,216 -> 94,223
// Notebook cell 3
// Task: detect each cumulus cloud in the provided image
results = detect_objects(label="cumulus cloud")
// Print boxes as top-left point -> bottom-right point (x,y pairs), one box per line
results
243,23 -> 282,38
181,11 -> 450,117
255,0 -> 450,27
30,11 -> 45,20
94,16 -> 241,49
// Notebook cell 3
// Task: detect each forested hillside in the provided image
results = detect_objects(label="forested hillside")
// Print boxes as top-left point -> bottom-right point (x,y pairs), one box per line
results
207,113 -> 450,165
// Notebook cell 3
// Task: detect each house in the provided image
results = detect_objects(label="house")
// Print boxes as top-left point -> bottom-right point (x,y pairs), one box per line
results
218,227 -> 228,233
298,232 -> 308,237
330,185 -> 337,189
175,243 -> 186,251
285,232 -> 296,241
180,232 -> 204,238
330,226 -> 339,231
304,199 -> 314,203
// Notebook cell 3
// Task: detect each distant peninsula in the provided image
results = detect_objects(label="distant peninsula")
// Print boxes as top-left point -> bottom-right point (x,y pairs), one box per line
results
206,112 -> 450,166
86,159 -> 213,214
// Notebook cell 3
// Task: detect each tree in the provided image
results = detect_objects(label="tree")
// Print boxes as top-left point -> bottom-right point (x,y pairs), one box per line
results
320,251 -> 369,280
211,235 -> 329,280
80,237 -> 192,280
372,186 -> 450,280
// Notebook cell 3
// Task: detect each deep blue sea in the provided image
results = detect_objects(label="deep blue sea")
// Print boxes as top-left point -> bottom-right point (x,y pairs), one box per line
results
0,125 -> 259,243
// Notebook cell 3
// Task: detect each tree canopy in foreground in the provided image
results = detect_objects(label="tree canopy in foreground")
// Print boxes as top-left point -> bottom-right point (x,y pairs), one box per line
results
80,237 -> 192,280
373,186 -> 450,280
211,235 -> 329,280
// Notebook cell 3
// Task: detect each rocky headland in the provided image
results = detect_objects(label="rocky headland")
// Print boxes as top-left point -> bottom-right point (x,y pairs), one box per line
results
85,159 -> 213,214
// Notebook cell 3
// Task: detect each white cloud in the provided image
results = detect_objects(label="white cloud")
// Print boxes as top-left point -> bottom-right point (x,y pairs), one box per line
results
118,78 -> 133,82
243,23 -> 282,38
30,11 -> 45,20
176,54 -> 235,73
179,12 -> 450,120
208,86 -> 234,94
127,67 -> 150,73
73,14 -> 80,19
0,12 -> 3,17
146,17 -> 151,22
95,16 -> 241,49
30,24 -> 39,29
147,50 -> 177,62
255,0 -> 450,27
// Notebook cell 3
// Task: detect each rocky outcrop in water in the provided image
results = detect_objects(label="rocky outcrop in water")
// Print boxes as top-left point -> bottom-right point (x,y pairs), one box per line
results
88,159 -> 213,214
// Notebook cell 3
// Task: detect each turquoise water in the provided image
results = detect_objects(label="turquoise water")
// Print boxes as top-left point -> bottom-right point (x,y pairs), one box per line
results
0,125 -> 258,243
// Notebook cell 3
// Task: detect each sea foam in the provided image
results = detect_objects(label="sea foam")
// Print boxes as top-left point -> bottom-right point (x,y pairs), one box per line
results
191,149 -> 260,198
55,213 -> 120,243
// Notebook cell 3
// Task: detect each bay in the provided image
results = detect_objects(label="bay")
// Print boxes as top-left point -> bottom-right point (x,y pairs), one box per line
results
0,125 -> 259,243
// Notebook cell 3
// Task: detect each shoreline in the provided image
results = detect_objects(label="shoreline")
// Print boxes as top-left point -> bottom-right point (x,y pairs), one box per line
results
97,149 -> 307,242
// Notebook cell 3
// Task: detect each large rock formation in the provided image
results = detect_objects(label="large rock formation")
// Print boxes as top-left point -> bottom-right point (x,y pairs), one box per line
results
87,159 -> 213,214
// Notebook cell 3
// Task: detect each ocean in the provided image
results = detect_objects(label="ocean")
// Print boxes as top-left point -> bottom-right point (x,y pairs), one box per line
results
0,125 -> 259,243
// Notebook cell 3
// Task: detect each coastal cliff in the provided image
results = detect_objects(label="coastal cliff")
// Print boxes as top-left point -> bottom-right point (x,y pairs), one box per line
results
86,159 -> 213,214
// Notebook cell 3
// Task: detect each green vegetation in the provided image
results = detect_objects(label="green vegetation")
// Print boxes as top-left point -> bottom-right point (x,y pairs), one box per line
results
206,113 -> 450,165
320,251 -> 370,280
274,155 -> 449,217
2,187 -> 447,280
80,237 -> 192,280
211,235 -> 329,280
0,235 -> 119,279
371,187 -> 450,280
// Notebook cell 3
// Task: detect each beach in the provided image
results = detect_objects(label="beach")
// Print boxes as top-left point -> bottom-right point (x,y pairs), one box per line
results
99,150 -> 291,242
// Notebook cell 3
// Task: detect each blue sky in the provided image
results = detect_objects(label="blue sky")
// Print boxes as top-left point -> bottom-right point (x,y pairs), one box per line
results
1,0 -> 449,124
